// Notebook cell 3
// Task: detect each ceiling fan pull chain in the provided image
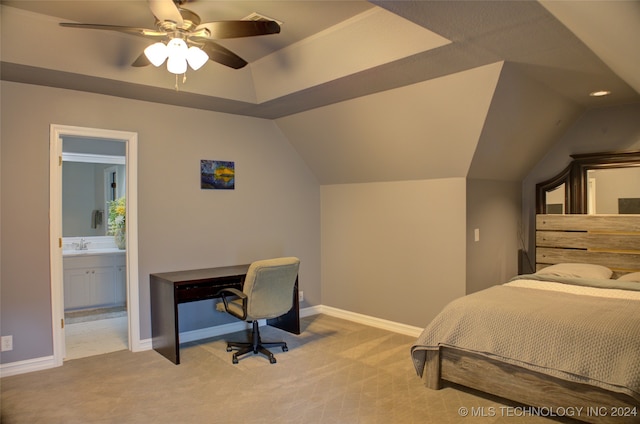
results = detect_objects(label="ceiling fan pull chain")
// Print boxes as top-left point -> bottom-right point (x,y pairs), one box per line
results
172,74 -> 187,91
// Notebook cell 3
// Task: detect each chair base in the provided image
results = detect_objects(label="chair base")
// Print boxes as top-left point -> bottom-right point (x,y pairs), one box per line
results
226,320 -> 288,364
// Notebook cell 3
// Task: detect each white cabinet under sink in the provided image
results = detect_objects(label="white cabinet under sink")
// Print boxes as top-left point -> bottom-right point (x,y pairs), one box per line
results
63,253 -> 126,311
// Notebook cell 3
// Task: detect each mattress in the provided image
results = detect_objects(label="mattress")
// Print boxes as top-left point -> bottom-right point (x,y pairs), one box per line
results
411,274 -> 640,401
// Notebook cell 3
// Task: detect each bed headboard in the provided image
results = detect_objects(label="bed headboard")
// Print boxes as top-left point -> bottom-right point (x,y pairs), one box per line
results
536,214 -> 640,277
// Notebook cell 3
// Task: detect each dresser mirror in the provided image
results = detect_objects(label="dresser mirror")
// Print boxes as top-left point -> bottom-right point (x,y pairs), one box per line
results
536,150 -> 640,214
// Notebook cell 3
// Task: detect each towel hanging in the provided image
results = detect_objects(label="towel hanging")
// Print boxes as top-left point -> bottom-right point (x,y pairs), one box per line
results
91,209 -> 103,228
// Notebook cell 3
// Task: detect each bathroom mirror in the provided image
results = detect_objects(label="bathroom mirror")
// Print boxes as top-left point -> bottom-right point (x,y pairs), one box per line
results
536,150 -> 640,214
62,137 -> 126,237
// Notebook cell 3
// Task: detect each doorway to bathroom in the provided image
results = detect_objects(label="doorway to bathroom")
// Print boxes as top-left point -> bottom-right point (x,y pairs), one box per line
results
49,124 -> 140,366
62,140 -> 127,359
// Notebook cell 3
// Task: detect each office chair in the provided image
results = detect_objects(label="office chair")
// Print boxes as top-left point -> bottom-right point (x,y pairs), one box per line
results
216,257 -> 300,364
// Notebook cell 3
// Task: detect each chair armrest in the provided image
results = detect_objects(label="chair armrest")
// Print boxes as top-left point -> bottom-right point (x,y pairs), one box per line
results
217,287 -> 245,299
217,288 -> 247,320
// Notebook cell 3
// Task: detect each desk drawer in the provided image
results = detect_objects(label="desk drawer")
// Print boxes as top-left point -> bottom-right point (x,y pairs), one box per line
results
175,279 -> 243,303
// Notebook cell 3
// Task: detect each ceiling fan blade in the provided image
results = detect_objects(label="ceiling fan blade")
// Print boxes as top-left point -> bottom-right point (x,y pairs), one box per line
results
59,23 -> 166,39
131,53 -> 151,67
148,0 -> 183,26
195,20 -> 280,39
199,41 -> 248,69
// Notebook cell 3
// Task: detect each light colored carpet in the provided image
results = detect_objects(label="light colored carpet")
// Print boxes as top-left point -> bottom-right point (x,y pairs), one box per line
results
1,315 -> 565,424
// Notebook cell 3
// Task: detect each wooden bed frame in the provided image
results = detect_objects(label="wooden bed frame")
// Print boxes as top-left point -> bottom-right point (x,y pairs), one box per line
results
422,214 -> 640,424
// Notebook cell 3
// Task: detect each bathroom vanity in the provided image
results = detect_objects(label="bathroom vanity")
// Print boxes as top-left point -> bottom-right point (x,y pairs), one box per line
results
63,245 -> 126,311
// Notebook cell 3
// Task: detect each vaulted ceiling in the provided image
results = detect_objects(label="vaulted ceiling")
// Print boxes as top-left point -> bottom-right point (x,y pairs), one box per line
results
2,1 -> 639,184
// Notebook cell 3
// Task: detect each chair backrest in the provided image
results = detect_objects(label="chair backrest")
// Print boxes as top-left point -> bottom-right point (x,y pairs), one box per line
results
243,257 -> 300,320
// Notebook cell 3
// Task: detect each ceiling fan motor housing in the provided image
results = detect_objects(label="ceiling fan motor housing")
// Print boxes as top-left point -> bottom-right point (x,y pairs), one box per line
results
158,8 -> 201,33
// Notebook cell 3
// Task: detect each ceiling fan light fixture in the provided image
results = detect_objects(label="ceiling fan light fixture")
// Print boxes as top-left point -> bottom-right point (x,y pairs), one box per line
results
186,46 -> 209,70
166,37 -> 188,58
144,42 -> 168,67
167,55 -> 187,74
166,38 -> 188,74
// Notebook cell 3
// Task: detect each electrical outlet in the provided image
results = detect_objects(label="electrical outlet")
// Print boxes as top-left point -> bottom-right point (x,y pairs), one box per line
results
298,291 -> 304,302
1,335 -> 13,352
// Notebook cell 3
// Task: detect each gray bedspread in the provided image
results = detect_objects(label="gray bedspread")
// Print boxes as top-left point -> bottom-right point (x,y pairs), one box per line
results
411,280 -> 640,401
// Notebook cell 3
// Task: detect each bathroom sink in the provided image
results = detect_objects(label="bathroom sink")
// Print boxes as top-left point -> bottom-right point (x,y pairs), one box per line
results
63,248 -> 125,257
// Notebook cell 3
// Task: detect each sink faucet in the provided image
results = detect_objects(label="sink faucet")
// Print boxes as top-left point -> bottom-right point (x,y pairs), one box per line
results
74,238 -> 90,250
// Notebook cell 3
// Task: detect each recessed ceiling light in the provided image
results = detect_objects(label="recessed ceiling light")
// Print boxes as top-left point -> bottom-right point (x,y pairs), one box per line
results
589,90 -> 611,97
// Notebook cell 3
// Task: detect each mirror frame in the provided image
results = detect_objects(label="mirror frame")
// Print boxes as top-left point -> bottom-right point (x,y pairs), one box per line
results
536,150 -> 640,214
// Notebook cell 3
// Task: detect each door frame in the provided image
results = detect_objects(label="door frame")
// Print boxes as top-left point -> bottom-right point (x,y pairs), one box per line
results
49,124 -> 141,366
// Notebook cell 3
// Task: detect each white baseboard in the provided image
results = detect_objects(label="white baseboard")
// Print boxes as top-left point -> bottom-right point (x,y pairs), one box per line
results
134,338 -> 152,352
137,306 -> 420,350
0,355 -> 58,378
179,320 -> 261,344
1,306 -> 421,377
313,305 -> 423,337
300,305 -> 323,318
177,305 -> 422,342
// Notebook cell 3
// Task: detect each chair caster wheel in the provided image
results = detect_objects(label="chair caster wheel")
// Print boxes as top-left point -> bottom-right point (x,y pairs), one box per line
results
232,356 -> 239,364
282,346 -> 288,352
269,356 -> 277,364
226,346 -> 232,352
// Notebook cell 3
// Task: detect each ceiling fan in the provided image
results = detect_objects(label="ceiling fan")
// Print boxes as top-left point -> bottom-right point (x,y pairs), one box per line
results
59,0 -> 281,73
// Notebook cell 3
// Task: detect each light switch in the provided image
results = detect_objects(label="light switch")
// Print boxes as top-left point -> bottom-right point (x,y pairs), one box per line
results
474,228 -> 480,242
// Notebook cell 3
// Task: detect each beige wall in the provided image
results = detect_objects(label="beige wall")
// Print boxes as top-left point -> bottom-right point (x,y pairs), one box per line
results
321,178 -> 467,328
466,179 -> 521,294
0,81 -> 321,363
6,76 -> 635,367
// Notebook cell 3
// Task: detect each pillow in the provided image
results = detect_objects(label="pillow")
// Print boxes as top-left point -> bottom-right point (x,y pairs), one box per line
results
618,272 -> 640,283
535,263 -> 613,279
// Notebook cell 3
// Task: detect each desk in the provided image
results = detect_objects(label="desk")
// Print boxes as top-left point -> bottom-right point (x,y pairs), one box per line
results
150,264 -> 300,364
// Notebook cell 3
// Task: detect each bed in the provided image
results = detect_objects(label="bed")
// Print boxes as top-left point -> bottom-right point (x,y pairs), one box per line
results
411,214 -> 640,424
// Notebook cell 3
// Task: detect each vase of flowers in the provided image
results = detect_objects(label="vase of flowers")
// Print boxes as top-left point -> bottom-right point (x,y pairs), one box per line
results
108,196 -> 126,250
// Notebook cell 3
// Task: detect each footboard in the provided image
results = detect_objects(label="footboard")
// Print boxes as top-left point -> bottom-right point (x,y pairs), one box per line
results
422,349 -> 441,390
422,347 -> 639,424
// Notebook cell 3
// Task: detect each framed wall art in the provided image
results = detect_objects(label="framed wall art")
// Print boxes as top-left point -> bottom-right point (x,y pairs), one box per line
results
201,160 -> 235,190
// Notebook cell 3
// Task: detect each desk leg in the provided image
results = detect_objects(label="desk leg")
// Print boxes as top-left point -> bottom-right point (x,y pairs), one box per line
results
267,277 -> 300,334
150,276 -> 180,364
